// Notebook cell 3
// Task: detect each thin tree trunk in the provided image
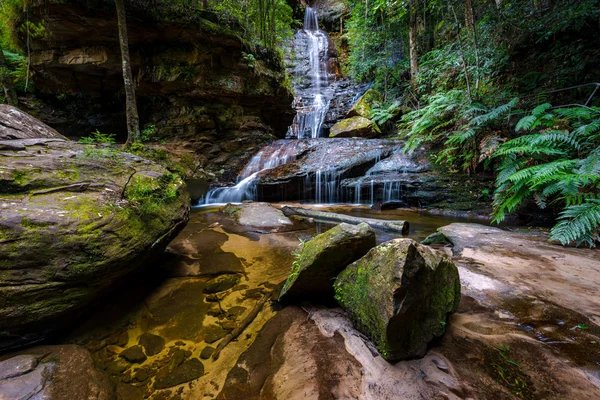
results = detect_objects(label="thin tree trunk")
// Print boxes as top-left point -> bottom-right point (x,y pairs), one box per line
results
451,5 -> 472,101
408,3 -> 419,88
465,0 -> 480,92
115,0 -> 140,145
0,45 -> 19,107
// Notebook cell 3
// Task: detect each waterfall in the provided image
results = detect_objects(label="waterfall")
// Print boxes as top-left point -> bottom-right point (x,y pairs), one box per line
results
199,140 -> 300,204
287,7 -> 332,139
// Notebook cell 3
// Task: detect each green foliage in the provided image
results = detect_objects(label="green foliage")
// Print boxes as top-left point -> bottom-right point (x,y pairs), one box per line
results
369,100 -> 401,125
399,90 -> 517,172
493,105 -> 600,247
78,129 -> 116,145
242,52 -> 256,69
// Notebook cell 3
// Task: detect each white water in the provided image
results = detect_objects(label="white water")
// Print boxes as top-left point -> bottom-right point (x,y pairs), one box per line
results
199,140 -> 299,204
288,7 -> 331,139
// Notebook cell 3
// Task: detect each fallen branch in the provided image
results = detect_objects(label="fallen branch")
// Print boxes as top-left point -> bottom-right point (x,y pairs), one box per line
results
281,206 -> 410,235
211,293 -> 270,360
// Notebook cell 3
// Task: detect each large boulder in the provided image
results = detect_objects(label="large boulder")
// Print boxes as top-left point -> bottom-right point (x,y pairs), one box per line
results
346,88 -> 383,118
329,116 -> 381,138
0,113 -> 189,349
279,223 -> 376,301
334,238 -> 460,361
0,104 -> 67,140
0,345 -> 113,400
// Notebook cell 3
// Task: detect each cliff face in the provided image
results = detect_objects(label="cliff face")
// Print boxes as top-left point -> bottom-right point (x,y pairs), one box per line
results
21,0 -> 294,180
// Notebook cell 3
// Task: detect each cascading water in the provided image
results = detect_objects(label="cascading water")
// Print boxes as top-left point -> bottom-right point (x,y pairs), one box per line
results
287,7 -> 332,139
198,9 -> 412,207
199,140 -> 300,204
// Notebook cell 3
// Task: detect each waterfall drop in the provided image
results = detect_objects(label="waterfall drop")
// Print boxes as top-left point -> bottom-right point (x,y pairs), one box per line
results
287,7 -> 332,139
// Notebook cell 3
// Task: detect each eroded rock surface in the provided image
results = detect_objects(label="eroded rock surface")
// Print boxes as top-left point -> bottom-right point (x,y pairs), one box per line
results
279,223 -> 376,301
0,345 -> 113,400
0,134 -> 189,349
0,105 -> 67,140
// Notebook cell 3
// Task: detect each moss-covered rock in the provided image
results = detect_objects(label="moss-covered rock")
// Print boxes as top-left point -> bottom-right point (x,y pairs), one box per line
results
329,116 -> 381,138
279,223 -> 376,301
0,113 -> 190,350
334,238 -> 460,361
346,89 -> 383,118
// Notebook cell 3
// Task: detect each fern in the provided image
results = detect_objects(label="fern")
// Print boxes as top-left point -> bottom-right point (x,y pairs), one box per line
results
550,199 -> 600,247
493,104 -> 600,246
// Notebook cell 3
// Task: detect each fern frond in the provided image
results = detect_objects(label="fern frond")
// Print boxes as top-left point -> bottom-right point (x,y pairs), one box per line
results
550,199 -> 600,246
532,103 -> 552,116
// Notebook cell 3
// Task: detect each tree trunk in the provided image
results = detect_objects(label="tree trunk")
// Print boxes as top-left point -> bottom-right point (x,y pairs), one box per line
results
203,0 -> 208,9
115,0 -> 140,145
464,0 -> 475,32
0,45 -> 19,107
408,4 -> 419,88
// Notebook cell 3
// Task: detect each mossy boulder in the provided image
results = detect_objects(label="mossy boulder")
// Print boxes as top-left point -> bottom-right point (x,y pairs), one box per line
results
346,89 -> 383,118
279,223 -> 376,301
334,238 -> 460,361
0,114 -> 189,350
329,116 -> 381,138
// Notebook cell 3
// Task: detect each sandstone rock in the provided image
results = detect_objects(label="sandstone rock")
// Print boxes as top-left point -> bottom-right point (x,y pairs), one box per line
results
0,105 -> 67,140
0,345 -> 112,400
153,358 -> 204,389
279,223 -> 376,301
120,345 -> 147,364
138,333 -> 166,357
18,2 -> 294,181
334,238 -> 460,361
329,116 -> 381,138
346,88 -> 383,118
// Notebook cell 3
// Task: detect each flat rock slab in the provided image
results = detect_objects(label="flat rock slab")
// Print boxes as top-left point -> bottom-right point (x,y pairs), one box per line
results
437,223 -> 600,325
237,202 -> 293,228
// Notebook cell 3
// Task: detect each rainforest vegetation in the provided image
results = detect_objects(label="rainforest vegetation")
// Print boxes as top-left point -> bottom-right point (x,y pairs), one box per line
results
342,0 -> 600,246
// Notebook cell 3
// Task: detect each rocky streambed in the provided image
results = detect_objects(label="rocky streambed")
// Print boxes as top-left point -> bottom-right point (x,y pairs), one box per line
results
2,199 -> 598,400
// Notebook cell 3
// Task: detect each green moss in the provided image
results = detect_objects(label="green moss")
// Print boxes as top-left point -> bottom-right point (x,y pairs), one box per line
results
334,245 -> 392,356
124,173 -> 181,217
20,217 -> 55,229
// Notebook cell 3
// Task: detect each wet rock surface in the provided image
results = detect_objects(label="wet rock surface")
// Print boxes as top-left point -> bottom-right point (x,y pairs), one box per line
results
40,208 -> 600,400
279,222 -> 376,301
335,238 -> 461,361
0,112 -> 189,350
0,345 -> 113,400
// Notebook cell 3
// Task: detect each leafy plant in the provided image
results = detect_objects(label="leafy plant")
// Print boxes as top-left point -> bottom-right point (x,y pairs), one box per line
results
242,52 -> 256,69
78,129 -> 116,145
370,100 -> 401,125
493,104 -> 600,247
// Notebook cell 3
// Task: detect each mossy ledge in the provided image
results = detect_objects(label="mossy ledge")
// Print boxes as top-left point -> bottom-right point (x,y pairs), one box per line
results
0,136 -> 190,350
